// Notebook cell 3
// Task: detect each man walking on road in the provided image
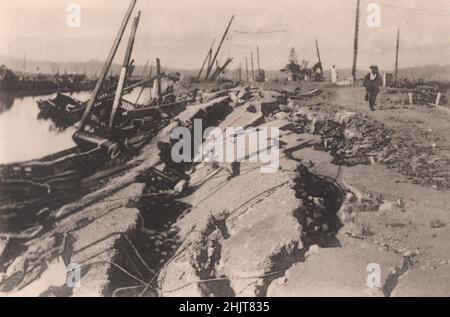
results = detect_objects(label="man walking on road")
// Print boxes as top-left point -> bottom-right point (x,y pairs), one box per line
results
363,65 -> 383,111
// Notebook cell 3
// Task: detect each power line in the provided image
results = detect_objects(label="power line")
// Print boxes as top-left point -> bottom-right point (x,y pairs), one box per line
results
232,6 -> 351,36
233,1 -> 449,37
377,1 -> 450,17
233,29 -> 288,34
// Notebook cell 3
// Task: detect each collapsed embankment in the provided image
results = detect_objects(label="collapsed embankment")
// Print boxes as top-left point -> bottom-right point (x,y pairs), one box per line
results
3,84 -> 446,297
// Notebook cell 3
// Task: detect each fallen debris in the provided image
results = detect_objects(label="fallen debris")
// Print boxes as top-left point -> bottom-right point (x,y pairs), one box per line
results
430,220 -> 446,229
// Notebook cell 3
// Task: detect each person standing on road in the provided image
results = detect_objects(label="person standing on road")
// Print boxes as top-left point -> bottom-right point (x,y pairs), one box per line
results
363,65 -> 383,111
331,65 -> 338,84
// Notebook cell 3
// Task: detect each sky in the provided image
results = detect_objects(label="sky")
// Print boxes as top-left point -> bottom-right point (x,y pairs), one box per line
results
0,0 -> 449,71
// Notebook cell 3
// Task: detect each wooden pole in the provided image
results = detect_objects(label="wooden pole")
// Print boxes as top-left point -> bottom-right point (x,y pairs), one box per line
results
257,46 -> 261,74
205,15 -> 235,80
134,60 -> 150,105
351,0 -> 360,84
245,57 -> 249,82
155,58 -> 162,103
238,62 -> 242,82
78,0 -> 137,131
109,11 -> 141,129
251,51 -> 255,82
210,58 -> 233,81
315,39 -> 322,65
197,39 -> 215,79
394,28 -> 400,86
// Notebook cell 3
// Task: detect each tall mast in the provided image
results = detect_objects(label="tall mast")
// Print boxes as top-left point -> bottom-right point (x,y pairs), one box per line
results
315,39 -> 322,65
155,58 -> 162,103
205,15 -> 235,80
238,62 -> 242,82
78,0 -> 137,131
251,51 -> 255,82
245,57 -> 249,82
109,11 -> 141,129
257,45 -> 261,75
197,39 -> 216,79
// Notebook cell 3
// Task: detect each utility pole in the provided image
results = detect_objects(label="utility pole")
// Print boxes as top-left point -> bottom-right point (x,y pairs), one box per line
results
245,57 -> 249,82
251,51 -> 255,82
315,39 -> 323,79
205,15 -> 235,80
315,39 -> 322,66
351,0 -> 360,84
394,28 -> 400,86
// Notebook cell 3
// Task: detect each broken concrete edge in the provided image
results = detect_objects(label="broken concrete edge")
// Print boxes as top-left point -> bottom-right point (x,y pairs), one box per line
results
52,95 -> 233,221
1,92 -> 259,296
0,183 -> 146,296
4,84 -> 438,297
152,99 -> 414,297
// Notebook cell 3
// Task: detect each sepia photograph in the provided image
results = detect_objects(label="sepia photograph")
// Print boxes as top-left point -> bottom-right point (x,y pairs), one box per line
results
0,0 -> 449,301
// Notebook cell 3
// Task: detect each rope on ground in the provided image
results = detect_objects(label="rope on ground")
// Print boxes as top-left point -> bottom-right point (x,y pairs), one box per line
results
81,260 -> 147,286
120,245 -> 144,279
161,270 -> 283,294
122,234 -> 154,275
113,285 -> 146,297
228,181 -> 289,218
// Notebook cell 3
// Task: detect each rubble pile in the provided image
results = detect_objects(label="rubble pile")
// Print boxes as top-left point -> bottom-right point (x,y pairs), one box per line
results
382,130 -> 450,189
286,107 -> 391,166
280,100 -> 449,189
406,86 -> 448,106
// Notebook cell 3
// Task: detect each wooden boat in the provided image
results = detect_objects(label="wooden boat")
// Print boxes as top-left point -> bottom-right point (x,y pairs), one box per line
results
37,94 -> 87,129
36,77 -> 155,130
0,147 -> 106,201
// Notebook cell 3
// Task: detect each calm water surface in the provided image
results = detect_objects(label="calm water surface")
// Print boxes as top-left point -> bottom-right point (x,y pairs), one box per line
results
0,88 -> 151,164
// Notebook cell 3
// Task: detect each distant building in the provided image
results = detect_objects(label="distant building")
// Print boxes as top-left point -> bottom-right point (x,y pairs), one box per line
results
256,69 -> 266,82
383,73 -> 394,87
281,48 -> 321,82
284,48 -> 301,81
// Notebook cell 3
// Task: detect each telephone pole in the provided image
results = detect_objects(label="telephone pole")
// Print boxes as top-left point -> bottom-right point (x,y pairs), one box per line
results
315,39 -> 322,66
394,28 -> 400,85
351,0 -> 360,84
315,39 -> 323,78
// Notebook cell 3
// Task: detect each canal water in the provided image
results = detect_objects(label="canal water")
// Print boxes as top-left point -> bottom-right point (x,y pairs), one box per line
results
0,88 -> 152,165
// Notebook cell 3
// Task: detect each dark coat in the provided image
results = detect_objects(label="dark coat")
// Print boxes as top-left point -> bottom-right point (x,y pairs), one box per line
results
363,73 -> 382,92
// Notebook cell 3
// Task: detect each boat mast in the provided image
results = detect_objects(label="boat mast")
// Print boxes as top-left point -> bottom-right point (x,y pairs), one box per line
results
78,0 -> 138,132
109,10 -> 141,129
205,15 -> 235,80
197,39 -> 216,79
